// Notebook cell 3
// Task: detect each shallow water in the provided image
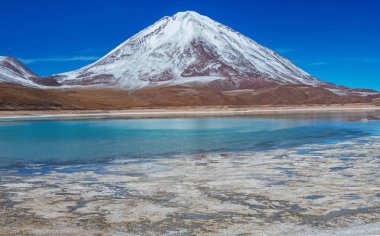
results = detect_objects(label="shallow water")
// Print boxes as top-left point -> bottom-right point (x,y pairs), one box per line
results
1,112 -> 380,235
0,112 -> 379,168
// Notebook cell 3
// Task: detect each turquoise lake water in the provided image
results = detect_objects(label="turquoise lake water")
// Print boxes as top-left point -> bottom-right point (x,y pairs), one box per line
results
1,113 -> 380,169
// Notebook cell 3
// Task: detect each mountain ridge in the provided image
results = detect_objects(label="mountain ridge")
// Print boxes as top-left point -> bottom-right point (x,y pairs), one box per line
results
0,56 -> 39,86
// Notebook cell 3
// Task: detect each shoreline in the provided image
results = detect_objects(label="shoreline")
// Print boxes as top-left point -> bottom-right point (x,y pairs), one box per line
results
0,104 -> 380,121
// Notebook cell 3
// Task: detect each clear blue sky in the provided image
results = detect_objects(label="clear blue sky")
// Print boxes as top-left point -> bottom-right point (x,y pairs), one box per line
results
1,0 -> 379,90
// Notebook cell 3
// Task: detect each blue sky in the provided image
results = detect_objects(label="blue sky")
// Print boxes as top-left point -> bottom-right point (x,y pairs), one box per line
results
1,0 -> 379,90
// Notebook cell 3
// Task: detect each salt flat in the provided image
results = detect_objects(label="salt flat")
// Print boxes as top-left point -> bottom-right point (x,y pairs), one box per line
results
1,134 -> 379,235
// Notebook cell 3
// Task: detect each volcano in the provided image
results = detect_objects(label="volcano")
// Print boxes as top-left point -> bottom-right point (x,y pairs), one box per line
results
55,11 -> 321,89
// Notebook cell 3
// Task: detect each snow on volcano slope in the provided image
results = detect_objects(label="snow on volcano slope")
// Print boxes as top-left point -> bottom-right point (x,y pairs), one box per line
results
56,11 -> 322,89
0,56 -> 41,87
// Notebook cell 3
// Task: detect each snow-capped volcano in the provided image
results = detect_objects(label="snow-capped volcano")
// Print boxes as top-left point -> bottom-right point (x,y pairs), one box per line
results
56,11 -> 321,89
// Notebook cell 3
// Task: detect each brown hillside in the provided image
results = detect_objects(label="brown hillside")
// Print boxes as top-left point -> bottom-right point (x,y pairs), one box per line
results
0,84 -> 144,110
0,83 -> 377,111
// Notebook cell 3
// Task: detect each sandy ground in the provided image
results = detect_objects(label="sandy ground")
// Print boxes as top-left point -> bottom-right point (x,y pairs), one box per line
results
0,104 -> 380,120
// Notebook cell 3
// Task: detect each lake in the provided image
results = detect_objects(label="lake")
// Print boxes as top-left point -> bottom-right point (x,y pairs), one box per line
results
1,112 -> 380,235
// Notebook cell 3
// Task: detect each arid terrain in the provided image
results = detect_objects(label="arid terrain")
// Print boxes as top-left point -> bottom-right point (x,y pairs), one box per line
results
0,83 -> 378,111
375,98 -> 380,106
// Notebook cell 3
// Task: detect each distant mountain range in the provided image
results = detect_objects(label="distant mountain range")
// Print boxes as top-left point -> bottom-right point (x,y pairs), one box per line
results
0,11 -> 378,110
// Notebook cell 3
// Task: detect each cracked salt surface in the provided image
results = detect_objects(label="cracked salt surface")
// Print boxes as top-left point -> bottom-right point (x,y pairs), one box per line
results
0,134 -> 380,235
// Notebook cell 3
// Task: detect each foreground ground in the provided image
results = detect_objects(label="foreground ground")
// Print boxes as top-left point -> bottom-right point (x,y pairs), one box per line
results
0,134 -> 380,235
